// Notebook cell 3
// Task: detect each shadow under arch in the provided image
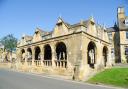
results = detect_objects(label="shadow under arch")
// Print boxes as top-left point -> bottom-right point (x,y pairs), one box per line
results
34,46 -> 41,60
56,42 -> 67,60
44,44 -> 52,60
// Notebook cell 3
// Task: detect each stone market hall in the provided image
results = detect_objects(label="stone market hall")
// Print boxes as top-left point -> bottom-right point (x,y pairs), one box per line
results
16,7 -> 128,80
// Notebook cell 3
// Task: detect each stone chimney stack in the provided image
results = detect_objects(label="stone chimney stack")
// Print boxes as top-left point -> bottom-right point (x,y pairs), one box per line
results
117,7 -> 125,20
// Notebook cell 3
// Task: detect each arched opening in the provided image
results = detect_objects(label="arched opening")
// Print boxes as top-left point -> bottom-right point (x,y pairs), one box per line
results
103,46 -> 108,67
27,48 -> 32,60
56,42 -> 67,60
43,44 -> 52,66
87,41 -> 96,68
44,44 -> 52,60
21,49 -> 25,61
20,49 -> 25,65
56,42 -> 67,68
35,46 -> 41,60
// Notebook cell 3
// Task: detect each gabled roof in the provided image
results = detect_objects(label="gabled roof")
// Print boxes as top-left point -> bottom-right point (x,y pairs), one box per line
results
56,17 -> 71,28
106,27 -> 117,32
70,20 -> 89,28
70,17 -> 95,28
106,23 -> 119,32
56,17 -> 95,29
35,28 -> 51,36
23,35 -> 33,42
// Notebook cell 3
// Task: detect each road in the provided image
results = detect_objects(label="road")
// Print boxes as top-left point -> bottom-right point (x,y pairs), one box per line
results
0,69 -> 116,89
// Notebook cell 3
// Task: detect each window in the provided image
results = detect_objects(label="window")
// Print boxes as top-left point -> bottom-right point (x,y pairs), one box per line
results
125,47 -> 128,55
108,32 -> 112,43
57,23 -> 62,30
126,31 -> 128,39
108,32 -> 112,39
125,19 -> 128,26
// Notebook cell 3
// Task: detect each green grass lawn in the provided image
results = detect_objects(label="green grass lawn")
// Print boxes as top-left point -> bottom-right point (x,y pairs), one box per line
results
88,68 -> 128,88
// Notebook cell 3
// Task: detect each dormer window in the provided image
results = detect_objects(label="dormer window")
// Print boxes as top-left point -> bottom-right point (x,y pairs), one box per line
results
35,31 -> 39,34
57,22 -> 62,30
57,22 -> 62,26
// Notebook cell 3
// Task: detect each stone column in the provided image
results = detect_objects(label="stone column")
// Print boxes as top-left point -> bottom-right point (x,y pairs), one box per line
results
32,47 -> 35,66
82,50 -> 90,69
40,45 -> 44,67
24,48 -> 28,66
94,44 -> 100,70
106,47 -> 112,67
51,44 -> 56,68
17,49 -> 22,63
16,48 -> 22,69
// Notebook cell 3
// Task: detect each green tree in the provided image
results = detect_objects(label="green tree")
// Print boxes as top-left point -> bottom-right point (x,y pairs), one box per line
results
0,34 -> 17,52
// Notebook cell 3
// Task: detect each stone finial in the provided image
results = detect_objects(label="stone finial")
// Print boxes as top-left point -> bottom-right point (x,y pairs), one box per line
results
90,15 -> 95,23
57,16 -> 63,25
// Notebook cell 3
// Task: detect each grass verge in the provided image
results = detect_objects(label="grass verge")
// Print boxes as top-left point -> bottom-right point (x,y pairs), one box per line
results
88,68 -> 128,88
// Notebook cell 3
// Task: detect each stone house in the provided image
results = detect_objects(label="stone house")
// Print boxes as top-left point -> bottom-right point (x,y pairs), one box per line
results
107,7 -> 128,63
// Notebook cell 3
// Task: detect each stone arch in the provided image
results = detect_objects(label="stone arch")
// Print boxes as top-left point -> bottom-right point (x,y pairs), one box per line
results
35,46 -> 41,60
21,49 -> 25,60
55,42 -> 67,68
103,46 -> 108,67
56,42 -> 67,60
44,44 -> 52,60
87,41 -> 97,68
27,48 -> 32,60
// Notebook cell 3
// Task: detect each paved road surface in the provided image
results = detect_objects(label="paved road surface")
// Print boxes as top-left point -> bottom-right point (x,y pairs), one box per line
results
0,69 -> 117,89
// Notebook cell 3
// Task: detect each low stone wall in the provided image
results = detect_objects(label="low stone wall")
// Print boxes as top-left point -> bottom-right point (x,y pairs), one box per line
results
10,62 -> 73,80
19,65 -> 73,76
0,62 -> 111,81
0,62 -> 11,69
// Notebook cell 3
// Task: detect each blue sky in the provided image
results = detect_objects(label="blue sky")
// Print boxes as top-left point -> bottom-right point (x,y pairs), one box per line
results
0,0 -> 128,39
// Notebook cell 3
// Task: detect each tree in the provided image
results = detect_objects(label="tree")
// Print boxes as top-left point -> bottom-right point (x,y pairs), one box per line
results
0,34 -> 17,52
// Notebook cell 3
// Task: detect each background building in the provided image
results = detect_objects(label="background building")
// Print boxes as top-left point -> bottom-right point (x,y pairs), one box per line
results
107,7 -> 128,63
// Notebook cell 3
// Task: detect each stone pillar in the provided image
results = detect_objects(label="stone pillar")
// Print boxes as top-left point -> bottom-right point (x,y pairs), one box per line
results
16,48 -> 22,69
106,47 -> 112,67
94,44 -> 102,70
102,55 -> 105,67
32,47 -> 35,66
17,49 -> 22,62
24,48 -> 28,66
40,45 -> 44,67
51,44 -> 56,68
